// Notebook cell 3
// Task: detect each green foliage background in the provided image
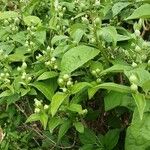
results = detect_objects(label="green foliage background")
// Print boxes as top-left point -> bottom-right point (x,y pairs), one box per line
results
0,0 -> 150,149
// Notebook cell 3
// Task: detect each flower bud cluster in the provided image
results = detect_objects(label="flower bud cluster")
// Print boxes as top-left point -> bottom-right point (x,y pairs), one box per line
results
34,98 -> 49,113
129,74 -> 138,92
58,74 -> 73,93
91,68 -> 102,84
0,72 -> 10,85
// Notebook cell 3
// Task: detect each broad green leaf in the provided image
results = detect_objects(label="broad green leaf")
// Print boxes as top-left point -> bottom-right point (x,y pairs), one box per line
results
68,104 -> 83,114
104,129 -> 120,150
50,92 -> 68,117
0,11 -> 19,19
71,82 -> 92,94
35,28 -> 46,45
99,26 -> 117,46
26,113 -> 40,123
104,92 -> 135,111
0,90 -> 12,98
37,71 -> 58,81
30,81 -> 54,101
23,16 -> 41,26
132,93 -> 146,120
126,4 -> 150,20
58,120 -> 71,141
61,45 -> 99,73
79,128 -> 97,145
48,117 -> 63,133
74,122 -> 84,133
88,83 -> 131,99
125,109 -> 150,150
112,2 -> 131,17
51,35 -> 68,46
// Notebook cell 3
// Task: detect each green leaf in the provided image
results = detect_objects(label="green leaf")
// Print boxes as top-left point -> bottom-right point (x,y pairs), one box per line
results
37,71 -> 58,81
88,83 -> 131,99
50,92 -> 68,117
112,2 -> 131,17
125,109 -> 150,150
26,113 -> 40,123
132,93 -> 146,120
58,120 -> 71,141
0,11 -> 19,20
51,35 -> 68,46
142,80 -> 150,93
40,113 -> 48,130
100,64 -> 132,76
31,81 -> 55,101
100,26 -> 117,46
61,45 -> 99,73
104,92 -> 135,111
23,16 -> 41,26
0,90 -> 12,98
74,122 -> 84,133
71,82 -> 92,94
68,104 -> 83,114
79,128 -> 97,145
48,117 -> 63,133
104,129 -> 120,150
126,4 -> 150,20
35,28 -> 46,45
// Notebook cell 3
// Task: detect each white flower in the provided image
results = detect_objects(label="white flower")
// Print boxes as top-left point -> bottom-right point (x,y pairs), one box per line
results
34,99 -> 42,107
63,74 -> 70,80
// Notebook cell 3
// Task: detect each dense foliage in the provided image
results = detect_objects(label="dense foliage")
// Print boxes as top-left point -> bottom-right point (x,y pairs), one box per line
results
0,0 -> 150,149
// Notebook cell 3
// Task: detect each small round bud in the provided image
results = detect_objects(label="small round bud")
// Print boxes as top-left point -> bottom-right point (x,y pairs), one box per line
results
27,77 -> 32,81
17,67 -> 22,72
82,17 -> 89,24
6,73 -> 10,77
95,0 -> 100,7
47,46 -> 50,51
45,61 -> 51,66
82,109 -> 88,115
44,104 -> 49,110
34,99 -> 42,107
34,108 -> 40,113
132,62 -> 138,68
27,48 -> 32,52
54,65 -> 58,69
129,74 -> 138,83
0,73 -> 5,78
21,75 -> 26,80
63,74 -> 70,81
94,17 -> 100,25
95,68 -> 100,73
22,62 -> 27,69
62,88 -> 67,93
130,83 -> 138,92
148,60 -> 150,67
5,79 -> 10,84
51,57 -> 56,62
67,80 -> 73,86
91,70 -> 96,75
135,46 -> 141,52
96,78 -> 101,83
58,78 -> 64,85
134,30 -> 140,37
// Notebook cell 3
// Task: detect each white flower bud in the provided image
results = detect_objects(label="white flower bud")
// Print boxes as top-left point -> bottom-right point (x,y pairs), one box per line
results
132,62 -> 137,68
96,78 -> 101,83
67,80 -> 73,86
62,88 -> 67,93
47,46 -> 50,51
27,77 -> 32,81
45,61 -> 51,66
129,74 -> 138,83
134,30 -> 140,37
0,73 -> 5,78
34,108 -> 40,113
44,104 -> 49,110
54,65 -> 58,69
22,62 -> 27,69
95,68 -> 100,73
63,74 -> 70,81
51,57 -> 56,62
130,83 -> 138,92
135,46 -> 141,52
91,70 -> 96,75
